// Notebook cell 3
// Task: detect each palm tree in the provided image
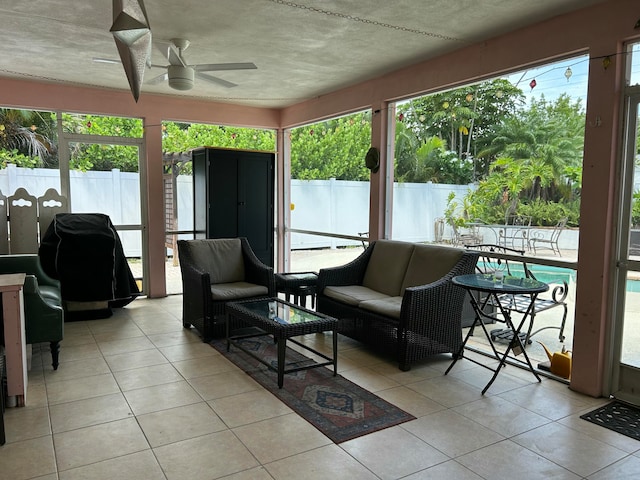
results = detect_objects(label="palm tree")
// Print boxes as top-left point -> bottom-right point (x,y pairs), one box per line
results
0,109 -> 55,166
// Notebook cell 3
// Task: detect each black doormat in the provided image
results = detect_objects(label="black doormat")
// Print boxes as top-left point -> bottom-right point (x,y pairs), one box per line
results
580,400 -> 640,441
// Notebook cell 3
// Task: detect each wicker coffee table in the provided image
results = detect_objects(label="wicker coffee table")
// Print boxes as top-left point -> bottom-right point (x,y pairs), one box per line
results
226,297 -> 338,388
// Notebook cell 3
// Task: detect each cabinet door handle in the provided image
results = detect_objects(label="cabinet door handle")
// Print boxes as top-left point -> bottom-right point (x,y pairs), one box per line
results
238,201 -> 246,206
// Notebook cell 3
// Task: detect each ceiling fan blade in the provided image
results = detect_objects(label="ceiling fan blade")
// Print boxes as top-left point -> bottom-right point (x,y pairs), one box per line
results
194,63 -> 257,72
195,72 -> 238,88
146,72 -> 168,85
93,57 -> 121,65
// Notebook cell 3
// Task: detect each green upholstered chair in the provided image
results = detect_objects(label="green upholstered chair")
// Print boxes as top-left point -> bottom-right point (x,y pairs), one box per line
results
0,254 -> 64,370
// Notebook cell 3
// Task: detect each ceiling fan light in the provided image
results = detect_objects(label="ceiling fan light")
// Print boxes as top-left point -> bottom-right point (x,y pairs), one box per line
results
168,65 -> 195,90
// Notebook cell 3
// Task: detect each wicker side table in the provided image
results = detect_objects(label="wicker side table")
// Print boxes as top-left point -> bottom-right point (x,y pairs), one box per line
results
274,272 -> 318,308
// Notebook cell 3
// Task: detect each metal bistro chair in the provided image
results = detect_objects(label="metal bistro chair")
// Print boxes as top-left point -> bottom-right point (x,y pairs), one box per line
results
500,215 -> 532,251
468,244 -> 569,345
529,218 -> 568,256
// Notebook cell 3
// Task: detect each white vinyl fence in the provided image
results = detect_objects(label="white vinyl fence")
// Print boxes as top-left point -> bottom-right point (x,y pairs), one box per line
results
1,164 -> 578,255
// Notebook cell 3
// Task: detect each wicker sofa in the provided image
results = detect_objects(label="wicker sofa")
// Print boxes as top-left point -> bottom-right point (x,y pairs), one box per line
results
317,240 -> 478,371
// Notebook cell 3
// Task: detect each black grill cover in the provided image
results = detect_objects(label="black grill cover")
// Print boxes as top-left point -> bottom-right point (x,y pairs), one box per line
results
39,213 -> 139,308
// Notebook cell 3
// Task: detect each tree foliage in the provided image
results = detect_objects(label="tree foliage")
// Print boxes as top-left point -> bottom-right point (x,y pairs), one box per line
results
290,112 -> 371,180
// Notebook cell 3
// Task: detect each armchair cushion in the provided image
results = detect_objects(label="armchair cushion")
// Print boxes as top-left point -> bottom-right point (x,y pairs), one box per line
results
210,281 -> 269,301
188,238 -> 245,284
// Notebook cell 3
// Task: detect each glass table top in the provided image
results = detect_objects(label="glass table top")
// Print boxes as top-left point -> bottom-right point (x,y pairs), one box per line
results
234,298 -> 327,325
452,273 -> 549,294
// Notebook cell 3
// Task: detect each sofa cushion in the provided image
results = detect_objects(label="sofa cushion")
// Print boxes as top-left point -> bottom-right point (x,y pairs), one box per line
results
401,244 -> 463,293
323,285 -> 390,306
188,238 -> 245,284
210,282 -> 268,301
358,296 -> 403,319
362,240 -> 415,297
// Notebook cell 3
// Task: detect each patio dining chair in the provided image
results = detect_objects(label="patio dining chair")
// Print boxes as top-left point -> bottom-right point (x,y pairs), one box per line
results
529,218 -> 568,256
467,244 -> 569,345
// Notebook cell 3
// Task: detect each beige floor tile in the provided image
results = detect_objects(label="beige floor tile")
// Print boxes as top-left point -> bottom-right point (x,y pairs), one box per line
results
453,395 -> 551,437
49,392 -> 132,433
402,409 -> 504,457
406,375 -> 484,408
209,389 -> 292,428
43,356 -> 111,384
0,436 -> 57,480
340,425 -> 449,480
190,370 -> 260,400
220,466 -> 275,480
339,348 -> 388,368
375,385 -> 446,418
91,325 -> 145,343
369,362 -> 443,385
58,450 -> 166,480
159,341 -> 219,362
123,379 -> 202,415
153,430 -> 259,480
447,363 -> 532,395
558,409 -> 640,454
499,381 -> 601,421
45,373 -> 120,405
588,455 -> 640,479
339,366 -> 401,392
54,418 -> 149,471
59,333 -> 96,347
104,348 -> 169,372
133,316 -> 184,335
233,413 -> 331,464
24,382 -> 48,408
137,402 -> 227,447
56,343 -> 103,363
457,439 -> 580,479
512,422 -> 628,477
113,362 -> 184,391
266,444 -> 378,480
403,460 -> 484,479
3,406 -> 51,443
147,329 -> 201,348
172,353 -> 238,379
97,335 -> 156,356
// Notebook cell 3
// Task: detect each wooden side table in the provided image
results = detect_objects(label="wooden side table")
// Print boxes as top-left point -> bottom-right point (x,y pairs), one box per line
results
0,273 -> 27,407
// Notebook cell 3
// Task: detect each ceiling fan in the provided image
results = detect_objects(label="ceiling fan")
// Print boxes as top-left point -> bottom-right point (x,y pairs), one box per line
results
95,38 -> 257,91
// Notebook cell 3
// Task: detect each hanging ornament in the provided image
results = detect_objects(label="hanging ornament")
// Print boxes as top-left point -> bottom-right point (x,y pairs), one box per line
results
398,113 -> 404,122
496,90 -> 504,98
564,67 -> 572,81
418,114 -> 426,122
442,101 -> 449,109
602,56 -> 611,70
465,93 -> 473,102
529,79 -> 537,90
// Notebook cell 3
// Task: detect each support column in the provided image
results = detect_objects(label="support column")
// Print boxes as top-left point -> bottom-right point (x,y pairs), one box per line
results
368,102 -> 394,241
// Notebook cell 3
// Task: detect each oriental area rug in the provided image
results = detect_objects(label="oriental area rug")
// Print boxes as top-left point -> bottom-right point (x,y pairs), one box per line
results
580,400 -> 640,442
210,336 -> 415,443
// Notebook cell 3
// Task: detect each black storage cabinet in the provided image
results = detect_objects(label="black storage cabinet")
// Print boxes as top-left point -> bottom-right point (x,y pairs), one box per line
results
192,147 -> 274,267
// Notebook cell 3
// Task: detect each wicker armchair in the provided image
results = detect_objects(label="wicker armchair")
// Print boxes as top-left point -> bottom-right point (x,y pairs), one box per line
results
177,237 -> 275,341
317,240 -> 478,371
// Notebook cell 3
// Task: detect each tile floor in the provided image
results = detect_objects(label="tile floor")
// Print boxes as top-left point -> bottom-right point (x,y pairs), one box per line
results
1,295 -> 640,480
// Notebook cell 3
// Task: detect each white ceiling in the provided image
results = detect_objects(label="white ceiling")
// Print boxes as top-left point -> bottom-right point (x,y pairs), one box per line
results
0,0 -> 606,109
